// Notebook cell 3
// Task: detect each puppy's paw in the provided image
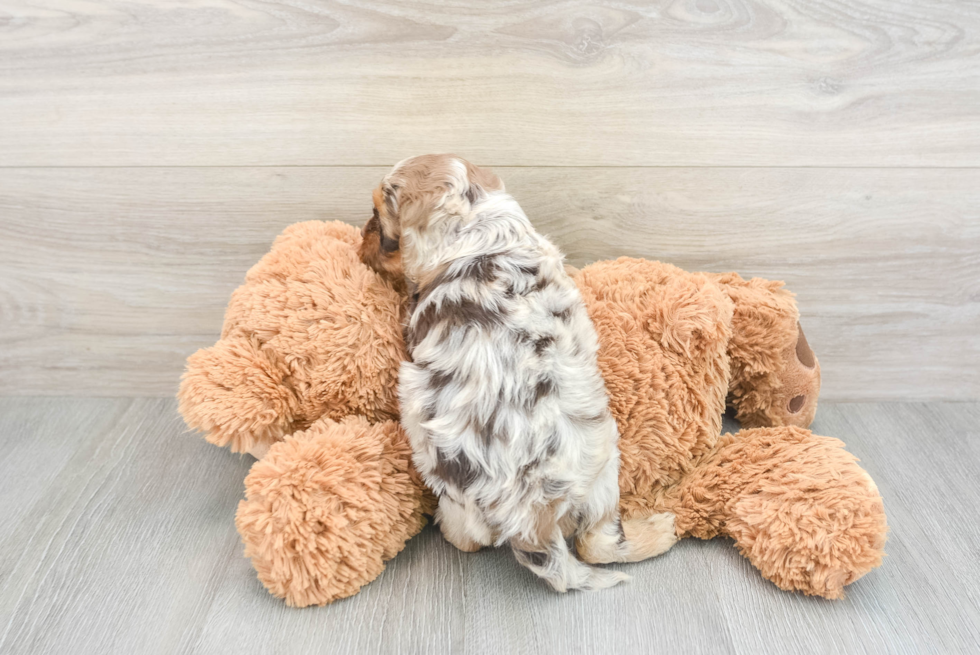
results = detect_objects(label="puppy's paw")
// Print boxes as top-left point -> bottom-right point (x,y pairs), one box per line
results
437,519 -> 484,553
621,512 -> 678,561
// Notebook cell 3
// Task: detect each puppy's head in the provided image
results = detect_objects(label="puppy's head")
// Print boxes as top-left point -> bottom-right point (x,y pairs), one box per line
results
359,154 -> 504,282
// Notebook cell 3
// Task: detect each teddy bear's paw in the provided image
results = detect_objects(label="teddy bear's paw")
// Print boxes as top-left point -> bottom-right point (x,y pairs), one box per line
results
178,335 -> 300,453
235,416 -> 431,607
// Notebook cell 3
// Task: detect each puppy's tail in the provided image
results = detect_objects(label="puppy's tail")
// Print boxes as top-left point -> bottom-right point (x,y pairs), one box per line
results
511,530 -> 629,593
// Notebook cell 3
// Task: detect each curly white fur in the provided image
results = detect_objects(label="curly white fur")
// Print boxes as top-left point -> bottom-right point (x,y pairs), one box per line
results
364,155 -> 673,591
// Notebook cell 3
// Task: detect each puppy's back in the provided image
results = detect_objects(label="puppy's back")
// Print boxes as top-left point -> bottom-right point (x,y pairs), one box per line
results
398,197 -> 623,590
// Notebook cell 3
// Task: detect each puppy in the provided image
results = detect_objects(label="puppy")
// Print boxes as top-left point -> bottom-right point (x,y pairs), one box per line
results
360,154 -> 676,591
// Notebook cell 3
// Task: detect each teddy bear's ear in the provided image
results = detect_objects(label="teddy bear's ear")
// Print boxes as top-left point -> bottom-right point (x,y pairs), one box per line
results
795,322 -> 816,368
643,274 -> 734,365
178,334 -> 300,453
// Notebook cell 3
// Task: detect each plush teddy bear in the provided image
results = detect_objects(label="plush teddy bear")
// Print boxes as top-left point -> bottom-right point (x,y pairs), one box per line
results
178,220 -> 887,607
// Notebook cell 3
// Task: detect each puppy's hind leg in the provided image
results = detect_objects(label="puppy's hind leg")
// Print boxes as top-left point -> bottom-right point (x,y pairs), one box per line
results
512,523 -> 629,592
576,453 -> 678,564
435,495 -> 492,553
577,511 -> 678,564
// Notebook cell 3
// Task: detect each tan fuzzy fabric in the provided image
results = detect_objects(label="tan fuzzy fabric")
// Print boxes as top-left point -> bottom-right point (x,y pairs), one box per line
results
574,260 -> 879,599
179,222 -> 886,605
573,258 -> 734,518
707,272 -> 822,429
664,427 -> 887,599
179,221 -> 407,453
235,415 -> 436,607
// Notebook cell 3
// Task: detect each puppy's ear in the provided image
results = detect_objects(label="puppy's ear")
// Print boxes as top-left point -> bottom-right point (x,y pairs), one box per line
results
382,183 -> 399,222
375,182 -> 403,252
390,155 -> 503,231
360,185 -> 405,284
462,161 -> 504,204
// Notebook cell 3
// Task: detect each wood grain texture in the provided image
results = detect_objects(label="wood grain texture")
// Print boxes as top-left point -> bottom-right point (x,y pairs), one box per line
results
1,0 -> 979,166
1,399 -> 978,654
0,397 -> 252,655
1,166 -> 977,399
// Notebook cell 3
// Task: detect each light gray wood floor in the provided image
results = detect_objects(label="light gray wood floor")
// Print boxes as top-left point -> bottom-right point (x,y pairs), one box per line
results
1,398 -> 977,655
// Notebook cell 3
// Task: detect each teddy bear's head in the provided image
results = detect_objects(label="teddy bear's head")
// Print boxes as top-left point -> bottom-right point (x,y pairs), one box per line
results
178,221 -> 407,454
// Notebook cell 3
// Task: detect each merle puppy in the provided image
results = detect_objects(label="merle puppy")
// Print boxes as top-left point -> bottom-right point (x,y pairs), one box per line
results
360,154 -> 675,591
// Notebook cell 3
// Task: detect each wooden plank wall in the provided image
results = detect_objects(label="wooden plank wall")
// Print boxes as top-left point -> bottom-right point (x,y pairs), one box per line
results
0,0 -> 977,400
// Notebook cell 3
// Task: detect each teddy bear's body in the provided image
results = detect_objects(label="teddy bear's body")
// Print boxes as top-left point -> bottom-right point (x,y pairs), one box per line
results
179,221 -> 886,607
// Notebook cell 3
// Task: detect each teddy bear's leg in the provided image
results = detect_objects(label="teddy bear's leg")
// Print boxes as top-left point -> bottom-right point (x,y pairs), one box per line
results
235,416 -> 436,607
434,496 -> 492,553
666,426 -> 887,599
